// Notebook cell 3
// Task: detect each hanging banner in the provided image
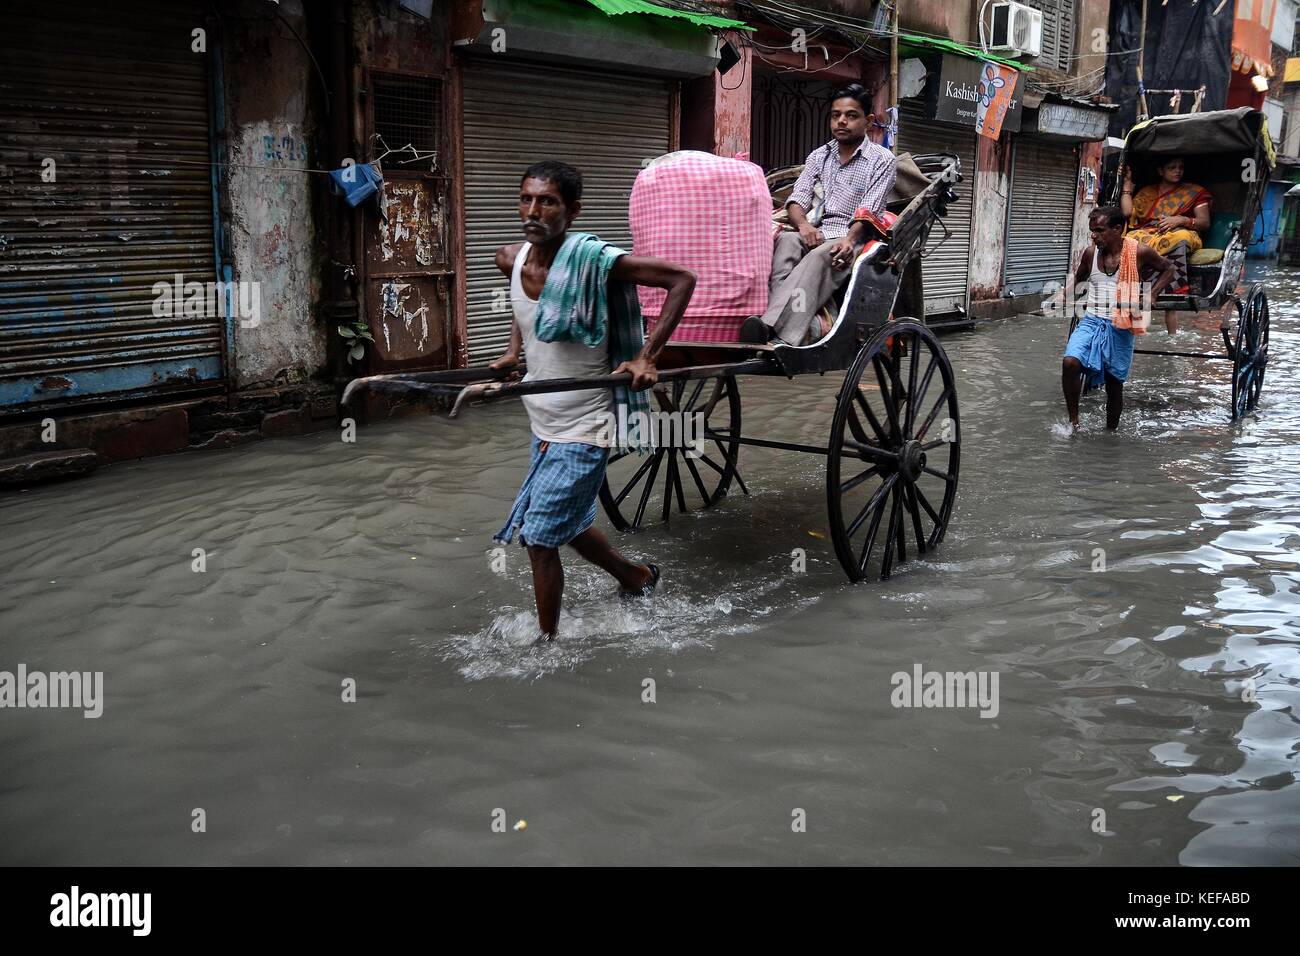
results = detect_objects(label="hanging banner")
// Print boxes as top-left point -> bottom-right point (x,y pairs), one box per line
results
975,61 -> 1020,140
1232,0 -> 1276,75
932,54 -> 1022,133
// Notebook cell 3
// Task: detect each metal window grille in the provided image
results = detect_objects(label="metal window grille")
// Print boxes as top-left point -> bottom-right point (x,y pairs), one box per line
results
371,71 -> 442,160
751,73 -> 839,171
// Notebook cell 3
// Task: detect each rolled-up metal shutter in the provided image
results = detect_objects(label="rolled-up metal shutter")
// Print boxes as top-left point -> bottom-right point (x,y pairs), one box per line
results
896,101 -> 976,316
0,0 -> 221,411
461,60 -> 671,363
1004,136 -> 1079,295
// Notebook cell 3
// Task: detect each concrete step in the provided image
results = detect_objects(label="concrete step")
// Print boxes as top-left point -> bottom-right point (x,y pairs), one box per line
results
0,448 -> 99,488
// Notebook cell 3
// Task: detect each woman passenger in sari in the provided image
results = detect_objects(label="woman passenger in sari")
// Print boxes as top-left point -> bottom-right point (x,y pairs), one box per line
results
1121,158 -> 1212,253
1120,157 -> 1212,333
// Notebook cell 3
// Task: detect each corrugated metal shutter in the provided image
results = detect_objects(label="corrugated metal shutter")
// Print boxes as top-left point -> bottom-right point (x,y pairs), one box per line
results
461,60 -> 671,363
1004,136 -> 1079,294
0,0 -> 221,411
896,101 -> 976,316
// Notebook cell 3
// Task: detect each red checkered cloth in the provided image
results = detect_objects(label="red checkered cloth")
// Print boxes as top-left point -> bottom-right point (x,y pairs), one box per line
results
630,151 -> 773,342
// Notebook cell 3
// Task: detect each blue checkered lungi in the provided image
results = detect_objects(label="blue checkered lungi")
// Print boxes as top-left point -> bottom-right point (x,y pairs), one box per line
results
1065,313 -> 1135,387
495,436 -> 610,548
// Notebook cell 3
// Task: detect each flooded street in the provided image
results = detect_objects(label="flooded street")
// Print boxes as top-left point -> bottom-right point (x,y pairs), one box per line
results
2,263 -> 1297,866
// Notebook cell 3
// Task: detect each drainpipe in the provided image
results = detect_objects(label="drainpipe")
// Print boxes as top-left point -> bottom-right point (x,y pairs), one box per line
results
325,0 -> 359,388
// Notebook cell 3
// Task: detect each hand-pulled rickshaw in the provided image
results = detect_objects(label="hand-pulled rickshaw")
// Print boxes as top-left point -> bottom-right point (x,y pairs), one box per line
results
1072,107 -> 1272,421
344,151 -> 964,583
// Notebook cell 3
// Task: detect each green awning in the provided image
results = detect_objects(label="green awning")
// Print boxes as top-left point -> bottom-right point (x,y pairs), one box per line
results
586,0 -> 754,31
898,31 -> 1032,72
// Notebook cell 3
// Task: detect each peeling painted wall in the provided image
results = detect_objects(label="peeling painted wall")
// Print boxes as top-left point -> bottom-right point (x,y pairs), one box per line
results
379,182 -> 438,267
969,133 -> 1012,301
357,0 -> 442,71
353,0 -> 451,372
227,121 -> 323,387
221,0 -> 326,389
1076,0 -> 1111,84
901,0 -> 974,45
715,43 -> 752,158
376,278 -> 434,356
1070,140 -> 1105,276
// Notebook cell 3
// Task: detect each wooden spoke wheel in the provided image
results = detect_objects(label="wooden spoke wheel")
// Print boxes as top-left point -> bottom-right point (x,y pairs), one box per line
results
1230,284 -> 1269,421
826,319 -> 960,582
598,375 -> 744,532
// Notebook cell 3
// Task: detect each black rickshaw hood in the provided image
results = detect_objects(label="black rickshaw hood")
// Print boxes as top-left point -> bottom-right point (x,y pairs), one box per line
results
1125,106 -> 1275,167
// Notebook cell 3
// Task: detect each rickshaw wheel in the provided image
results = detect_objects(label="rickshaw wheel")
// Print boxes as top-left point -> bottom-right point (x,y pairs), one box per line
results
598,375 -> 743,532
1230,284 -> 1269,421
826,319 -> 960,583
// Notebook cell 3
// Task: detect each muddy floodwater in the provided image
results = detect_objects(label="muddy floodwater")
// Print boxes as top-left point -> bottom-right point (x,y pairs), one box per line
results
2,264 -> 1298,866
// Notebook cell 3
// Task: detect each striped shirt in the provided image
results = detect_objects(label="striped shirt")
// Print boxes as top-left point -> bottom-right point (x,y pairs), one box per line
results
788,139 -> 898,239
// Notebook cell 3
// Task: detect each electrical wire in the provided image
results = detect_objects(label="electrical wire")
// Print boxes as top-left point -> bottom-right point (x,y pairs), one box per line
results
740,0 -> 1110,97
748,35 -> 818,49
741,32 -> 881,78
146,156 -> 339,175
741,0 -> 1032,66
262,1 -> 332,116
718,30 -> 750,90
739,0 -> 887,38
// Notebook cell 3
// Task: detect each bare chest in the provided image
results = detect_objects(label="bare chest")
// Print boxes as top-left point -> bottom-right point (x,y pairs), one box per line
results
519,261 -> 547,300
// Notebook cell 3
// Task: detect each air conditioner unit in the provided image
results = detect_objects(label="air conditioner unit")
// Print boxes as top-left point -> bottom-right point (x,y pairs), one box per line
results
990,1 -> 1044,59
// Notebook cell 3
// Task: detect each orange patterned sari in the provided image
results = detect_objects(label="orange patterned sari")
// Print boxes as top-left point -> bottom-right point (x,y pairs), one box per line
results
1127,182 -> 1212,254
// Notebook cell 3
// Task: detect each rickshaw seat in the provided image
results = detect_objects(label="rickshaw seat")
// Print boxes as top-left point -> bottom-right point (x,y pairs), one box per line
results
1187,255 -> 1225,296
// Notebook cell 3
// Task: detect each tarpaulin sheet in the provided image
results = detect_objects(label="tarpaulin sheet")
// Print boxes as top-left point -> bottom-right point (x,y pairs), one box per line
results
889,153 -> 932,209
897,31 -> 1028,71
630,151 -> 773,342
586,0 -> 753,30
1106,0 -> 1234,139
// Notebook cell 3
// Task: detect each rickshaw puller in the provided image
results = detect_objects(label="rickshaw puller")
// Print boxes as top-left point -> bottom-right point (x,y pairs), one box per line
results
1062,206 -> 1176,432
490,161 -> 697,643
740,83 -> 897,346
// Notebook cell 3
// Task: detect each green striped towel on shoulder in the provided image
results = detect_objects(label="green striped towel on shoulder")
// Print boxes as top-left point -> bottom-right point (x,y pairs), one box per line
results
534,232 -> 651,452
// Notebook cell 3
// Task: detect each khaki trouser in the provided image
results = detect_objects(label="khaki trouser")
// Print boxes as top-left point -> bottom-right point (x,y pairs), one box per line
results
761,231 -> 861,345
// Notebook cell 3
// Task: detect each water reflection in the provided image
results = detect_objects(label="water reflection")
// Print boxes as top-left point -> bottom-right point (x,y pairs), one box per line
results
0,264 -> 1295,865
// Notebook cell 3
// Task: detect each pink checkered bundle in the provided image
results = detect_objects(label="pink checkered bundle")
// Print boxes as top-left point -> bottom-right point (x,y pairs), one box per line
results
630,151 -> 773,342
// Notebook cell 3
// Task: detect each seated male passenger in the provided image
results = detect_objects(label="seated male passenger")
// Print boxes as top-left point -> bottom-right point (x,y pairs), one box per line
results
740,83 -> 897,346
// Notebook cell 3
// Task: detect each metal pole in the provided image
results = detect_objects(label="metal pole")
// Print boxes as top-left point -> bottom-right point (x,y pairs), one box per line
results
889,0 -> 899,153
1137,0 -> 1150,121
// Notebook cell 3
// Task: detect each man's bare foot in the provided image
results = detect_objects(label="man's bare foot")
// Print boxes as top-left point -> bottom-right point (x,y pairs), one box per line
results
618,563 -> 660,599
533,631 -> 556,646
